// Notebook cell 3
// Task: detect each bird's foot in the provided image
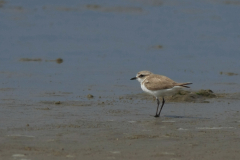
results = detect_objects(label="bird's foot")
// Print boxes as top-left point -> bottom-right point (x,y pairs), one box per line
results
154,114 -> 159,118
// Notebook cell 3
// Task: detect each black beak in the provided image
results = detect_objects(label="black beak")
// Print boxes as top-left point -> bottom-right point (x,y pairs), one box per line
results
130,77 -> 137,80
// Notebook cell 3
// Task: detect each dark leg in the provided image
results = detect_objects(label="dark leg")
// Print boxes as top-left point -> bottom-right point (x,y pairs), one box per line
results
154,98 -> 160,117
157,97 -> 165,117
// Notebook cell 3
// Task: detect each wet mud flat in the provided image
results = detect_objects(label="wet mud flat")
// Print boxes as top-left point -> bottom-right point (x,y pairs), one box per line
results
0,90 -> 240,160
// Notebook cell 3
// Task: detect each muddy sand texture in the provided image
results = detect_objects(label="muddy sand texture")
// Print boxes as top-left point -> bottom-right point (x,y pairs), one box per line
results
1,88 -> 240,160
19,58 -> 63,64
220,71 -> 238,76
0,0 -> 6,8
126,89 -> 220,103
167,89 -> 217,102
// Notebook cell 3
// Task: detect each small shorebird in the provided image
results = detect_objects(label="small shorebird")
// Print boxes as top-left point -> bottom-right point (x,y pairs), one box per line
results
130,71 -> 192,117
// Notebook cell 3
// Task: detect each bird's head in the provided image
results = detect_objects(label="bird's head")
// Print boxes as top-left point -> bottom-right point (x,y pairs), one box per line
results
130,70 -> 153,83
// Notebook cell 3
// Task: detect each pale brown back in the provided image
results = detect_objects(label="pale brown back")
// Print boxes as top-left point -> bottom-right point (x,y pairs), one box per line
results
143,74 -> 191,90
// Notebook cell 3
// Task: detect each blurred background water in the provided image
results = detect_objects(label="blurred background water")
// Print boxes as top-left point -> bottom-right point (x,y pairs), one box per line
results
0,0 -> 240,102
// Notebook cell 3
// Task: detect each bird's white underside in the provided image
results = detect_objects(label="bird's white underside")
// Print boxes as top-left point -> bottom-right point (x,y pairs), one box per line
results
141,83 -> 182,98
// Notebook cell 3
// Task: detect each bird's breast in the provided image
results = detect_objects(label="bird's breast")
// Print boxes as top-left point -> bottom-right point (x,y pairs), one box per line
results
141,83 -> 152,94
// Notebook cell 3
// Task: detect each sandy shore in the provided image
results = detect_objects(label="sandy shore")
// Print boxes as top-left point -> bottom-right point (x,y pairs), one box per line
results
1,91 -> 240,160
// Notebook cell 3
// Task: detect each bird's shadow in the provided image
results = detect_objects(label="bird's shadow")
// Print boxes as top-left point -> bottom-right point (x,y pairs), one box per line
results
163,115 -> 209,119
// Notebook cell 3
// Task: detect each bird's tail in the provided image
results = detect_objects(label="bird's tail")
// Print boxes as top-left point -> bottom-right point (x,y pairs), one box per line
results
175,82 -> 192,88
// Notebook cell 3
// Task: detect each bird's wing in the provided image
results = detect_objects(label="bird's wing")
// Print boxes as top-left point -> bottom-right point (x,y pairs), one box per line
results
144,75 -> 177,90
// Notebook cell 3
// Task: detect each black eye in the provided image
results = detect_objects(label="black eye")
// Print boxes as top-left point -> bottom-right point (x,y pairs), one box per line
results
139,75 -> 145,78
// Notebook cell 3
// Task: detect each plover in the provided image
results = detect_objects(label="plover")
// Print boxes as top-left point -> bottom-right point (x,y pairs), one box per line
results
130,71 -> 192,117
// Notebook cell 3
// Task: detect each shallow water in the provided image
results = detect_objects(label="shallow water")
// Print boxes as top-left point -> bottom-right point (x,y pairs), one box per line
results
1,0 -> 240,102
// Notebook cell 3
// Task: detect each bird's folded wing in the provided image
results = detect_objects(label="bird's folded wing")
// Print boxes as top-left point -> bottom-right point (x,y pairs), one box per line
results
144,75 -> 176,90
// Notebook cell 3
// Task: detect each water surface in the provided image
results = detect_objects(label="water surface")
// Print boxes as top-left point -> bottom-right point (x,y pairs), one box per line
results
0,0 -> 240,101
